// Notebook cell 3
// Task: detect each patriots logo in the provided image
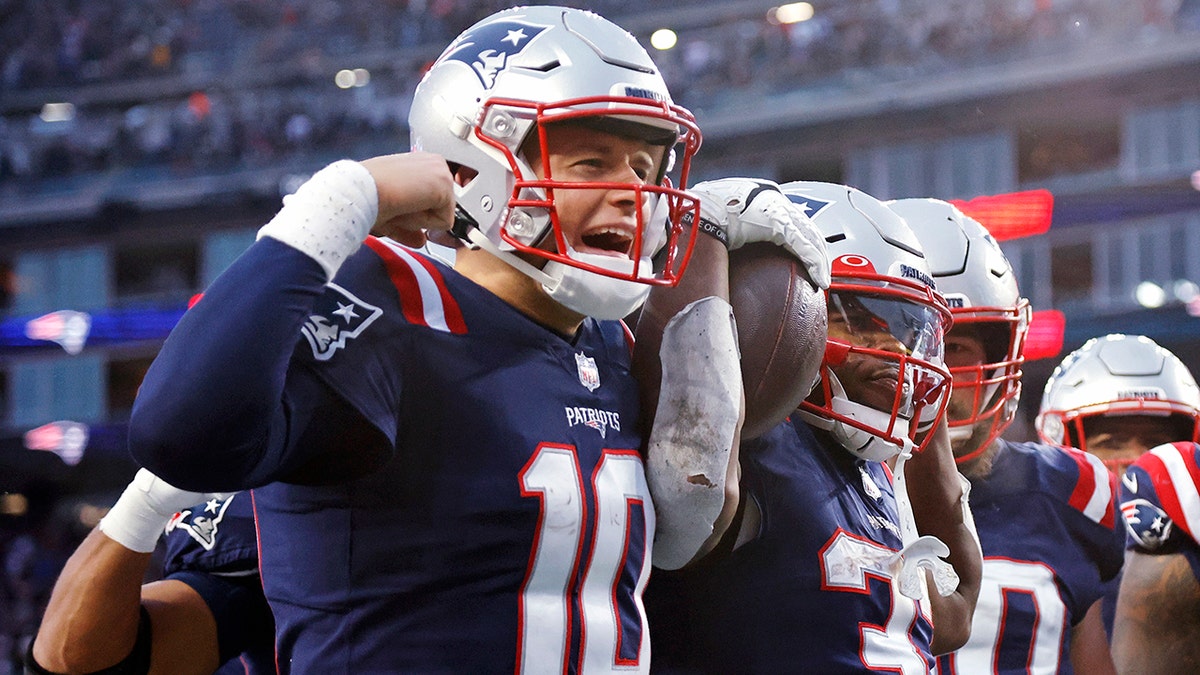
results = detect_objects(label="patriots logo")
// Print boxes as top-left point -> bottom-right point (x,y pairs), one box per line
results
302,283 -> 383,361
565,406 -> 622,439
1121,498 -> 1174,550
165,494 -> 236,551
439,19 -> 551,88
786,194 -> 834,220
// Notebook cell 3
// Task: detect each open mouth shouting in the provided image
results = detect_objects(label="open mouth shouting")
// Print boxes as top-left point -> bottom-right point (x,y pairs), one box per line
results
578,224 -> 636,258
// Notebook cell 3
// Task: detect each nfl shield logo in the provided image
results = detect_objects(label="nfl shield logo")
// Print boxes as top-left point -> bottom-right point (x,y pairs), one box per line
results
575,352 -> 600,392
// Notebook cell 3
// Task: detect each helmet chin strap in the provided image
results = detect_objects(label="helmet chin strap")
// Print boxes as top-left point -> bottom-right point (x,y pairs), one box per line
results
947,425 -> 975,443
462,227 -> 560,290
462,227 -> 652,321
800,367 -> 914,462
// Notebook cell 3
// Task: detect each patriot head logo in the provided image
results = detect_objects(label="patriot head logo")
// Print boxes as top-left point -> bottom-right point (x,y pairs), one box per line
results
1121,498 -> 1174,550
165,494 -> 236,551
302,282 -> 383,361
786,193 -> 834,220
440,18 -> 551,88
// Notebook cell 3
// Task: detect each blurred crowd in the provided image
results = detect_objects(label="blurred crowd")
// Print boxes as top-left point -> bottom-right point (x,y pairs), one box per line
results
0,485 -> 84,674
1,0 -> 1199,186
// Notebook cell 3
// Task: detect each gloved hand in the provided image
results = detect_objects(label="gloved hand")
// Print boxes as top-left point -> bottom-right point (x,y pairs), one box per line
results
690,177 -> 831,289
889,534 -> 960,599
98,468 -> 237,553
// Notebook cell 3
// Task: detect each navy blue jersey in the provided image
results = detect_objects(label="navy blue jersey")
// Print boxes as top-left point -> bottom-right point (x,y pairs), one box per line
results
237,238 -> 653,673
646,417 -> 934,674
1120,441 -> 1200,580
937,440 -> 1123,675
162,494 -> 274,675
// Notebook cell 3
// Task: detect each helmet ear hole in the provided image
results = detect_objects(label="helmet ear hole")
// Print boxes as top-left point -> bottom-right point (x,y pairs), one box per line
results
450,163 -> 479,188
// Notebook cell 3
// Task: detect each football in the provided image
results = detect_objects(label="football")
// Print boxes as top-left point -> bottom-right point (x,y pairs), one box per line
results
729,242 -> 828,439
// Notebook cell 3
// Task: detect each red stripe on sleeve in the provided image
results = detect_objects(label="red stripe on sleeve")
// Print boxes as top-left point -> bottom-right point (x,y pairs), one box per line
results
363,237 -> 466,334
1148,442 -> 1200,541
1063,447 -> 1100,518
403,245 -> 467,334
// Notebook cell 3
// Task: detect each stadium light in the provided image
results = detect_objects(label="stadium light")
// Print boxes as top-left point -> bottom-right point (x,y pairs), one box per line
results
1135,281 -> 1166,308
0,494 -> 28,517
1173,279 -> 1199,303
39,102 -> 75,123
336,68 -> 371,88
768,2 -> 814,25
650,28 -> 678,51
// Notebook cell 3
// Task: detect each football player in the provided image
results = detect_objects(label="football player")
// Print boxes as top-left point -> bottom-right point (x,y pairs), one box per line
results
125,6 -> 827,673
27,470 -> 272,675
1040,335 -> 1200,672
892,198 -> 1124,674
1115,441 -> 1200,672
1037,333 -> 1200,473
645,182 -> 981,672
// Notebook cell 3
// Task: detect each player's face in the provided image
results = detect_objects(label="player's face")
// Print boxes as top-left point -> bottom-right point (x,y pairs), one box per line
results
534,123 -> 664,259
1083,415 -> 1185,466
826,293 -> 915,413
944,327 -> 988,422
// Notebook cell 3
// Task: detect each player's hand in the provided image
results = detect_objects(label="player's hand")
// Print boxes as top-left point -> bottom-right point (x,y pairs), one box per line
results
360,152 -> 457,248
690,177 -> 831,289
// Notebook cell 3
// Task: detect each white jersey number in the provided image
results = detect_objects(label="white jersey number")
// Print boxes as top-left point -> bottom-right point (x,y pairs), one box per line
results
821,529 -> 930,674
519,444 -> 655,674
950,558 -> 1066,674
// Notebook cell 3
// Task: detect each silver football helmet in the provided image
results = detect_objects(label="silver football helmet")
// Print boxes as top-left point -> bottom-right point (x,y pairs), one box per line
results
1037,333 -> 1200,453
890,198 -> 1030,464
782,182 -> 952,462
408,6 -> 702,319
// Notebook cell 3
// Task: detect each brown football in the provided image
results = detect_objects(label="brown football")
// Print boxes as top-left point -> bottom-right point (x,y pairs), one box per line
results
729,242 -> 828,439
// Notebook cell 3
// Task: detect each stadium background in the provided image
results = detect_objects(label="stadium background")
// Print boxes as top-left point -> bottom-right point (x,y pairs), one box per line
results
2,0 -> 1200,669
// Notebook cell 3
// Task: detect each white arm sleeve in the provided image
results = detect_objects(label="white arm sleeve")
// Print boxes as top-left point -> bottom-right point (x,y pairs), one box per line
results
646,296 -> 742,570
257,159 -> 378,280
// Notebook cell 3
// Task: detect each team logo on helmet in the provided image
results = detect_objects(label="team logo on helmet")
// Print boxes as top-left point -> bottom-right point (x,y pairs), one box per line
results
785,193 -> 834,220
1116,388 -> 1165,400
439,19 -> 551,88
165,494 -> 235,551
898,263 -> 936,290
302,283 -> 383,361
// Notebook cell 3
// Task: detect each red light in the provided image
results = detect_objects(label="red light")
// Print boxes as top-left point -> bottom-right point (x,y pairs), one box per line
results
1024,309 -> 1065,360
950,189 -> 1053,241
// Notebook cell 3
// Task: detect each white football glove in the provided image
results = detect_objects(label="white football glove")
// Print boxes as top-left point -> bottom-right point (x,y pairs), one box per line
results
98,468 -> 238,553
690,177 -> 831,289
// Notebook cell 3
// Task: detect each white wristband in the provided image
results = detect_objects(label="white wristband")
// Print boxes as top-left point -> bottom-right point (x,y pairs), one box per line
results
257,159 -> 379,280
97,469 -> 222,554
98,471 -> 175,553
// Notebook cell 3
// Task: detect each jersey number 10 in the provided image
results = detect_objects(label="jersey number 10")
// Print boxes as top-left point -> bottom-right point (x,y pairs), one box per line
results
518,444 -> 654,674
